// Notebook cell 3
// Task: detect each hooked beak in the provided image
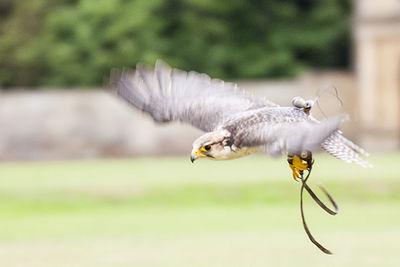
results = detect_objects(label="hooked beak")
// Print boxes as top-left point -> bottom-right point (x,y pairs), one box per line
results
190,153 -> 197,163
190,149 -> 206,163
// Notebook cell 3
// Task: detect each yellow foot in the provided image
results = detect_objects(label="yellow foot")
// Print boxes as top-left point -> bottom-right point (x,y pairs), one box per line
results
287,152 -> 312,181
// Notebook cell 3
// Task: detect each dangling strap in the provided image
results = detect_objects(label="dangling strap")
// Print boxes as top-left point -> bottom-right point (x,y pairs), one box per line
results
299,167 -> 339,254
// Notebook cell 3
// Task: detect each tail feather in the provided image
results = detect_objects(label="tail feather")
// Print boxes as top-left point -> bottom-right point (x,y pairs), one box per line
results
321,132 -> 372,168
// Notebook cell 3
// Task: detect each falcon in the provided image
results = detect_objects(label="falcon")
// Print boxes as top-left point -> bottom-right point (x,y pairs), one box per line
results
110,60 -> 371,178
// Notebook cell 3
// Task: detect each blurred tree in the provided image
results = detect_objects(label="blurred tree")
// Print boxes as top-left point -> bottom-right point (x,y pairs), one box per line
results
0,0 -> 53,87
0,0 -> 351,88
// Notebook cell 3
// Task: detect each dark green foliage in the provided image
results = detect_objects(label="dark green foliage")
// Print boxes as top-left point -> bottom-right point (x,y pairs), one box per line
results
0,0 -> 351,88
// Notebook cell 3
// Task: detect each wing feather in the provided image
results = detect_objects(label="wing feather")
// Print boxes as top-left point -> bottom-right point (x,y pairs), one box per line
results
111,60 -> 277,132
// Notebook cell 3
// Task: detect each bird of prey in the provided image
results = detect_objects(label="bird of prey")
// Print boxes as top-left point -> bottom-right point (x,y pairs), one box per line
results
110,60 -> 371,178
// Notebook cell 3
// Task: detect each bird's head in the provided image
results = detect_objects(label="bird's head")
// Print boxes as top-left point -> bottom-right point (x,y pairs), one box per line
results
190,129 -> 231,162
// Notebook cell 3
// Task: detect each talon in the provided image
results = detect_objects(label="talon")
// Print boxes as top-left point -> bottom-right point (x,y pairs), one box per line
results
288,163 -> 301,181
287,155 -> 301,181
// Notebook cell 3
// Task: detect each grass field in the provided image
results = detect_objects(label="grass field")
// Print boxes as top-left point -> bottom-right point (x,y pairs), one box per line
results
0,153 -> 398,266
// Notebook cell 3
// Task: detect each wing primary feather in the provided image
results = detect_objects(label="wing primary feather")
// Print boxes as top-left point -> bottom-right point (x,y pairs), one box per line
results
110,60 -> 278,131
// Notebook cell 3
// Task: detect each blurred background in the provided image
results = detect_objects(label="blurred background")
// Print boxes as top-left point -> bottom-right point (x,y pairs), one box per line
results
0,0 -> 399,266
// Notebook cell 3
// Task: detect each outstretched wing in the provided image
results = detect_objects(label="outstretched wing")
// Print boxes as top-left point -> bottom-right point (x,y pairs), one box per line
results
223,107 -> 346,156
110,60 -> 277,132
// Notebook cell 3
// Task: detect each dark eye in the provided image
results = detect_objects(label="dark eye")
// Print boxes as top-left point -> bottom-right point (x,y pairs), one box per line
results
202,145 -> 212,152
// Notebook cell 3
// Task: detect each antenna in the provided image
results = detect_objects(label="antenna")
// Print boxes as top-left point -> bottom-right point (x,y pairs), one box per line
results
314,86 -> 343,118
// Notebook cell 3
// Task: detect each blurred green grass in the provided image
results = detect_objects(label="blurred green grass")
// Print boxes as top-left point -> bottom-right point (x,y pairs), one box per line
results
0,153 -> 398,266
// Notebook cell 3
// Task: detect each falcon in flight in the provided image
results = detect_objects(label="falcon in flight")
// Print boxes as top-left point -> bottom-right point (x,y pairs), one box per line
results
111,61 -> 371,178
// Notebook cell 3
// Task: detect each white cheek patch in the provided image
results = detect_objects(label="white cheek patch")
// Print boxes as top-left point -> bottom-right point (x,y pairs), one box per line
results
208,146 -> 232,160
212,146 -> 262,160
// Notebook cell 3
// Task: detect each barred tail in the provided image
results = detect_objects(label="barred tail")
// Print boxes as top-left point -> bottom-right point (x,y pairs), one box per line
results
321,132 -> 372,168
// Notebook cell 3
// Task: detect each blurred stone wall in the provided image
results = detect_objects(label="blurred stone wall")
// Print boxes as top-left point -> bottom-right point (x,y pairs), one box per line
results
355,0 -> 400,151
0,73 -> 360,161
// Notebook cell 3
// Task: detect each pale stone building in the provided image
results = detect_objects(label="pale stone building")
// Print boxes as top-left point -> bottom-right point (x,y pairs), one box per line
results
355,0 -> 400,150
